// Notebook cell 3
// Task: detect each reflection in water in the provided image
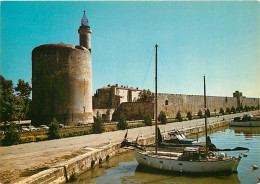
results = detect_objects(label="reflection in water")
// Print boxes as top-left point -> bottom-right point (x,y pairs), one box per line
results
232,127 -> 260,137
71,127 -> 260,184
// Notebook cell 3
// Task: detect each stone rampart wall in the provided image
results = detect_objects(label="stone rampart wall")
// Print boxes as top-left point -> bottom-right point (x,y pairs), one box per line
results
119,93 -> 260,120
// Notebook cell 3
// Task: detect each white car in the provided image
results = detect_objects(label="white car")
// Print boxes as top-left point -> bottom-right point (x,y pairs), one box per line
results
27,126 -> 37,131
40,125 -> 49,130
21,126 -> 30,132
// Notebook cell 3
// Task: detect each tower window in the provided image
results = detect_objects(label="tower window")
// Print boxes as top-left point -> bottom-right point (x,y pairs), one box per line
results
165,100 -> 168,105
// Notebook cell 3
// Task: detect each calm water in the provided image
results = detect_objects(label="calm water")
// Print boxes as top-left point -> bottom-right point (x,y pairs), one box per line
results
71,127 -> 260,184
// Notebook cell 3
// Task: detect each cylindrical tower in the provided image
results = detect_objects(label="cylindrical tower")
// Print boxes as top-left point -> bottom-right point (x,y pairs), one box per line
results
78,11 -> 92,51
31,44 -> 93,125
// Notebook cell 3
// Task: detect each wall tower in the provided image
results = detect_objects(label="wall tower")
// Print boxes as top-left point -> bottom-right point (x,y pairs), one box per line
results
31,11 -> 93,126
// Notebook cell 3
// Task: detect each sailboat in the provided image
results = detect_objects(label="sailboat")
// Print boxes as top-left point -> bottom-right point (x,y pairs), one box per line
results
134,44 -> 242,173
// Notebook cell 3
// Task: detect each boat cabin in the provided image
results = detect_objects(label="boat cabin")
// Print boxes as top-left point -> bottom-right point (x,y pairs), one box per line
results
179,147 -> 200,161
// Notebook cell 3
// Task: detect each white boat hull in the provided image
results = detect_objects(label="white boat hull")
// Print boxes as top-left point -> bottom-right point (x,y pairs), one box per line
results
229,121 -> 260,127
134,150 -> 241,173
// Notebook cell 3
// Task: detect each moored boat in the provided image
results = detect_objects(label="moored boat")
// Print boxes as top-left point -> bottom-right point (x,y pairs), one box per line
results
229,114 -> 260,127
134,44 -> 243,173
134,147 -> 241,173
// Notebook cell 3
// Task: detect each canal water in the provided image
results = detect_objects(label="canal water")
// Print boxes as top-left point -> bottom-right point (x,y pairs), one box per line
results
71,127 -> 260,184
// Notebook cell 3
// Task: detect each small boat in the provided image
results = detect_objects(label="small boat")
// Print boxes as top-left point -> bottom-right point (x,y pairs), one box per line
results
134,147 -> 242,173
134,44 -> 243,173
229,114 -> 260,127
164,129 -> 201,145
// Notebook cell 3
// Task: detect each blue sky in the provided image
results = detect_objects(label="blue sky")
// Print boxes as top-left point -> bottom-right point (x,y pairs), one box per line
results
1,1 -> 259,97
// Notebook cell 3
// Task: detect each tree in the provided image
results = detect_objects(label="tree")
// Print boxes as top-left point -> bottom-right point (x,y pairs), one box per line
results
176,111 -> 182,122
226,107 -> 231,114
198,110 -> 203,118
1,123 -> 20,146
117,115 -> 128,130
0,76 -> 32,122
92,115 -> 105,134
244,105 -> 249,112
231,106 -> 236,114
187,111 -> 192,120
15,79 -> 32,120
0,76 -> 20,122
206,109 -> 211,118
158,111 -> 167,124
137,89 -> 153,102
48,118 -> 60,139
15,79 -> 32,99
236,106 -> 241,113
144,114 -> 152,126
239,105 -> 244,112
219,108 -> 224,115
112,108 -> 121,121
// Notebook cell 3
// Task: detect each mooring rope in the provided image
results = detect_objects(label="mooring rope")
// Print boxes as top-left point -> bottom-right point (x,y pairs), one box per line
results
239,162 -> 259,181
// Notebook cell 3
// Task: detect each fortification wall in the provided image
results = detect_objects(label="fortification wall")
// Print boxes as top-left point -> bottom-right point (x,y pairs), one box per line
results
241,97 -> 260,107
120,101 -> 153,120
93,89 -> 111,109
119,93 -> 260,120
32,43 -> 93,125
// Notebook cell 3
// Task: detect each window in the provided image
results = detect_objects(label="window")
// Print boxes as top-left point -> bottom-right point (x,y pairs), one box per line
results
165,100 -> 169,105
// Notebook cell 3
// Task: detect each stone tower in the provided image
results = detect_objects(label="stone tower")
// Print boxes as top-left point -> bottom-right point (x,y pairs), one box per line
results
31,11 -> 93,126
78,11 -> 92,52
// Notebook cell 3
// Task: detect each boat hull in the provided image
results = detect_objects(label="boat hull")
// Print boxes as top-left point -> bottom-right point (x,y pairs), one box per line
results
229,121 -> 260,127
134,150 -> 241,173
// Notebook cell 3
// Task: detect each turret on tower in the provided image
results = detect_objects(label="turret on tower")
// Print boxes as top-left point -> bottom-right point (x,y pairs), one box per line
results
78,11 -> 92,51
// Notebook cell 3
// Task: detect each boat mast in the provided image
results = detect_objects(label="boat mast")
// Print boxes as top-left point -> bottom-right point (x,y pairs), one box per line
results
204,75 -> 208,156
155,44 -> 158,154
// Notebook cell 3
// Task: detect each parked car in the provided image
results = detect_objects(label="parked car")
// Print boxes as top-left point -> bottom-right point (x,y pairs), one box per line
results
27,126 -> 38,131
22,126 -> 30,132
59,124 -> 65,128
77,122 -> 88,126
40,125 -> 49,130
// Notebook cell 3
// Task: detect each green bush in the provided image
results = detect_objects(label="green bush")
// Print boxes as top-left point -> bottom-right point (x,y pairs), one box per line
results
167,118 -> 179,123
176,111 -> 182,122
226,107 -> 231,114
158,111 -> 167,124
192,115 -> 200,119
187,111 -> 192,120
92,116 -> 105,134
206,109 -> 210,118
48,118 -> 60,139
112,108 -> 121,121
234,117 -> 240,121
117,115 -> 128,130
2,123 -> 20,146
144,114 -> 152,126
219,108 -> 224,115
197,110 -> 203,118
231,106 -> 236,114
244,105 -> 249,112
128,123 -> 144,129
236,106 -> 241,113
69,172 -> 78,182
242,114 -> 252,121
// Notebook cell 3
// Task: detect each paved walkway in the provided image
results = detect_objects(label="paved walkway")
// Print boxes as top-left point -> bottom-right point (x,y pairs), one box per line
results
0,111 -> 258,183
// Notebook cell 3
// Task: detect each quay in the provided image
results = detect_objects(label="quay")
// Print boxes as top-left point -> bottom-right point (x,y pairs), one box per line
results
0,111 -> 258,184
